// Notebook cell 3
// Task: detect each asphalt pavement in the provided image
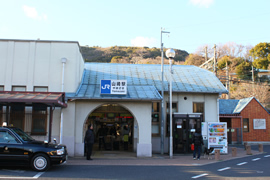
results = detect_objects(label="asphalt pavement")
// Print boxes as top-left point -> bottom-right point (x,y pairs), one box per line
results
67,145 -> 265,166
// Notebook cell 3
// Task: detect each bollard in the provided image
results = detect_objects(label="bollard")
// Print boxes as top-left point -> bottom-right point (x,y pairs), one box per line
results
244,142 -> 248,150
259,144 -> 263,152
215,149 -> 220,160
232,147 -> 237,157
246,145 -> 252,155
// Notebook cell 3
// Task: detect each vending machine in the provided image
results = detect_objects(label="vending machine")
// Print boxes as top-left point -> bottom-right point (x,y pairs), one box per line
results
202,122 -> 228,154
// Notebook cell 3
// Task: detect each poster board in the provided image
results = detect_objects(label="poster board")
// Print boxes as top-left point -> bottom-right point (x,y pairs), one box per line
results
208,122 -> 228,154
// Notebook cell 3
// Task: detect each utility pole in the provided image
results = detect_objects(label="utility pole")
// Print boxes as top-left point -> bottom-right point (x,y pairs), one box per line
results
226,61 -> 230,99
213,44 -> 217,76
160,28 -> 170,155
205,46 -> 208,62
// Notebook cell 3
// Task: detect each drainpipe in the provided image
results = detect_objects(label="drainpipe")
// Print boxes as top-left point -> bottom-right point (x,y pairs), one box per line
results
60,58 -> 67,144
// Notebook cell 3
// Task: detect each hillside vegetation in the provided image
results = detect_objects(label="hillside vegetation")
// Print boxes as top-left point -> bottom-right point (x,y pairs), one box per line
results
80,46 -> 189,64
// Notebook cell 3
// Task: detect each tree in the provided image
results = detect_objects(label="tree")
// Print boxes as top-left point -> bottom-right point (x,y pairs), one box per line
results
235,61 -> 252,80
184,54 -> 205,66
217,56 -> 232,70
249,42 -> 270,69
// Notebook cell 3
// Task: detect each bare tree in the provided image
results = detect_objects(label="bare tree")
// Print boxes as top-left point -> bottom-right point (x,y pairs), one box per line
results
230,82 -> 270,108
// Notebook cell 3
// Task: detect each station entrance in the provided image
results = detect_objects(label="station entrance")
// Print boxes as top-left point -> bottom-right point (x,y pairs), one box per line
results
84,104 -> 134,154
173,113 -> 203,154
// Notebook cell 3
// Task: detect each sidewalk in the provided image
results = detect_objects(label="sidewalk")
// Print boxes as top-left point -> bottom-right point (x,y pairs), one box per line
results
66,146 -> 264,166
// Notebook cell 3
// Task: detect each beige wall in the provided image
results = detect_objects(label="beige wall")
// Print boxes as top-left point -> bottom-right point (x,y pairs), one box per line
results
0,40 -> 84,92
62,101 -> 152,157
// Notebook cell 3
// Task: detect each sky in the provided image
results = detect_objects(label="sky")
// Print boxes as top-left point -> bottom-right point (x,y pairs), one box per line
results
1,0 -> 270,54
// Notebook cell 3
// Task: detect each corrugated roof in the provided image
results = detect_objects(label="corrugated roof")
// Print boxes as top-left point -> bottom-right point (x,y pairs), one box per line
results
68,63 -> 228,100
219,97 -> 269,115
219,99 -> 239,114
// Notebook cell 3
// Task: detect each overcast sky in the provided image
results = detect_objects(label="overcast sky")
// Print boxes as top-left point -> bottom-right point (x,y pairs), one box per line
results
1,0 -> 270,53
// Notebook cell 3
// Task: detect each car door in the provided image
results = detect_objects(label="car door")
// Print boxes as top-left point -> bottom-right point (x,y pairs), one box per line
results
0,129 -> 26,165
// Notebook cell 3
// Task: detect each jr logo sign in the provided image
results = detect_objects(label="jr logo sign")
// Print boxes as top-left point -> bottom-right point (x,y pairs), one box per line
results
100,80 -> 127,95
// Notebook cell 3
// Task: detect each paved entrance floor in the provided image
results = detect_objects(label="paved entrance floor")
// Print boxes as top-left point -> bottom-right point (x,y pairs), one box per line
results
67,145 -> 264,166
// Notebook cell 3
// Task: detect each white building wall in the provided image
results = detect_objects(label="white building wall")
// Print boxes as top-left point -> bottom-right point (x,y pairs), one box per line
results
62,101 -> 152,157
0,40 -> 84,92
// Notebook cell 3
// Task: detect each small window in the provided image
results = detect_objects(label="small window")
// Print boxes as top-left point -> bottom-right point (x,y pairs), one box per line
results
166,102 -> 178,137
12,86 -> 26,91
34,86 -> 48,92
0,86 -> 4,91
32,105 -> 47,135
152,102 -> 160,135
166,102 -> 178,113
10,104 -> 25,130
193,102 -> 204,121
243,118 -> 249,132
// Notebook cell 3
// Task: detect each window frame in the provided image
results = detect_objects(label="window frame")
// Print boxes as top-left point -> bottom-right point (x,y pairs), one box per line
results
12,86 -> 26,91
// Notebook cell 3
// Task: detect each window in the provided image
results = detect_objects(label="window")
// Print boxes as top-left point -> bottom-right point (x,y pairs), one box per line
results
243,118 -> 249,132
10,104 -> 25,130
166,102 -> 178,136
34,86 -> 48,92
0,86 -> 4,91
12,86 -> 26,91
0,131 -> 20,144
152,102 -> 160,135
32,105 -> 47,135
193,102 -> 204,121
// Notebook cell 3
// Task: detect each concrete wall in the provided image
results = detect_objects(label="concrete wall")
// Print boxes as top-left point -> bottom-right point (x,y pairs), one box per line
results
62,101 -> 152,157
0,40 -> 84,92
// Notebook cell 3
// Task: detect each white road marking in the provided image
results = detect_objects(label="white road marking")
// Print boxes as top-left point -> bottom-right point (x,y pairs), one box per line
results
264,155 -> 270,157
33,172 -> 45,179
218,167 -> 231,171
191,173 -> 208,179
2,169 -> 25,173
252,158 -> 261,161
237,162 -> 247,166
0,171 -> 45,179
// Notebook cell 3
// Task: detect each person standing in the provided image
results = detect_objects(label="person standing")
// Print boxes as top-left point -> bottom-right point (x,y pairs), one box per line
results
84,124 -> 94,160
192,129 -> 204,160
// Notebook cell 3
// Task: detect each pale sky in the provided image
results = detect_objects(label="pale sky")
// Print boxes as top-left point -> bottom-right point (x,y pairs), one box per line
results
1,0 -> 269,53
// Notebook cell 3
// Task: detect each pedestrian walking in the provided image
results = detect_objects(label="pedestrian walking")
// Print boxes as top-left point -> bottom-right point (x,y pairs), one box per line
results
84,124 -> 94,160
192,129 -> 204,160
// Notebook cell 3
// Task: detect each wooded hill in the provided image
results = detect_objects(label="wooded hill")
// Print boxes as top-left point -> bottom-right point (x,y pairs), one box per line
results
80,46 -> 189,64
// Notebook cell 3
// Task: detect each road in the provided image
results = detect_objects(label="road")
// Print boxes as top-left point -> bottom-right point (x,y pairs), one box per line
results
0,145 -> 269,180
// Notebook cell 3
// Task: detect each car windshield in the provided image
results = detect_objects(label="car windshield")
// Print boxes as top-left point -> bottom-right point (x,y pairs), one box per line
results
12,128 -> 35,141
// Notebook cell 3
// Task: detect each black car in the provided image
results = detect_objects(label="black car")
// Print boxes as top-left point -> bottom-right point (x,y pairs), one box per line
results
0,126 -> 68,171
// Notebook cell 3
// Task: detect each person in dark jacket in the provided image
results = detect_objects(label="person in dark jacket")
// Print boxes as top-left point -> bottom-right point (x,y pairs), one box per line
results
84,124 -> 94,160
192,129 -> 204,160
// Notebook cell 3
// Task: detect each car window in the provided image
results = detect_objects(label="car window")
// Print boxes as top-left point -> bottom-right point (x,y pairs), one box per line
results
0,131 -> 20,144
12,128 -> 34,141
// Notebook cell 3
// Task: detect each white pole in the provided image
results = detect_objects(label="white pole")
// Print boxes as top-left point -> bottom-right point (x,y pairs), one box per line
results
60,58 -> 67,144
169,57 -> 173,159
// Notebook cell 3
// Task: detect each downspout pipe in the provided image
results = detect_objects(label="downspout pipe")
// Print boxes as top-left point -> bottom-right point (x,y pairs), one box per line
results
60,58 -> 67,144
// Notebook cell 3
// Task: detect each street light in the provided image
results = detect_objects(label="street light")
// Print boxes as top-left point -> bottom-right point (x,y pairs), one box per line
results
165,48 -> 175,159
160,28 -> 170,155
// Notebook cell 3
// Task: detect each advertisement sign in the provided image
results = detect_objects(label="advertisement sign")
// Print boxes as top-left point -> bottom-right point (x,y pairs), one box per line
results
100,80 -> 127,95
208,122 -> 227,154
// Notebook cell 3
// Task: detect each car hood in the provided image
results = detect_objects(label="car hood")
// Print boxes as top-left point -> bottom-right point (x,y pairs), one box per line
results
27,140 -> 66,149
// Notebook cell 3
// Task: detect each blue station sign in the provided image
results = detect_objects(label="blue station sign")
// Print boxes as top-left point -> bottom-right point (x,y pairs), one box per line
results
100,80 -> 127,95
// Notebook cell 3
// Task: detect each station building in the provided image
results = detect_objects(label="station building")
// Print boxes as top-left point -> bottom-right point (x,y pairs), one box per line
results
0,39 -> 228,157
